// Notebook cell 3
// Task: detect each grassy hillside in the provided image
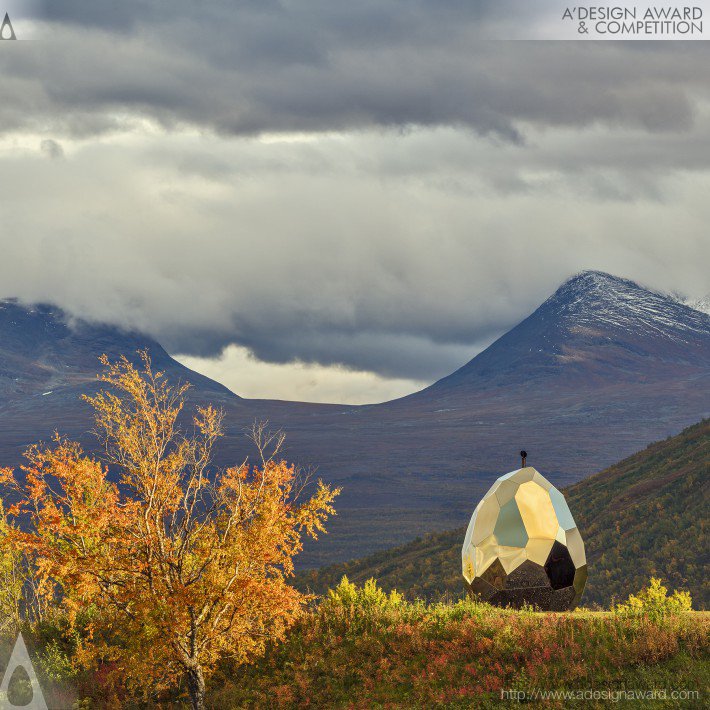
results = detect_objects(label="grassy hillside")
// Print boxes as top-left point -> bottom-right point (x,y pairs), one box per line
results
207,580 -> 709,709
297,419 -> 709,609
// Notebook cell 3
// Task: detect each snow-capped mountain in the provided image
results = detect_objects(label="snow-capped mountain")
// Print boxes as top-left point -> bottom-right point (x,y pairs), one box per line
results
415,270 -> 709,397
0,272 -> 708,567
547,271 -> 708,338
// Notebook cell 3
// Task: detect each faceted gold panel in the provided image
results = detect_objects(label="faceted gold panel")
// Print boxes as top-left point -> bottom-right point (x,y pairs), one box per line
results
461,466 -> 586,611
498,546 -> 527,575
481,559 -> 506,590
549,487 -> 576,530
571,565 -> 588,609
494,499 -> 528,547
469,575 -> 497,601
564,526 -> 585,569
525,537 -> 555,566
494,479 -> 519,506
474,534 -> 501,578
514,467 -> 536,483
516,481 -> 557,539
469,495 -> 500,546
532,470 -> 553,491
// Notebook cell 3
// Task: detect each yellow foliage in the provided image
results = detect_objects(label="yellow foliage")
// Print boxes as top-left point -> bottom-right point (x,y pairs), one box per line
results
615,577 -> 692,619
0,499 -> 23,633
0,351 -> 339,709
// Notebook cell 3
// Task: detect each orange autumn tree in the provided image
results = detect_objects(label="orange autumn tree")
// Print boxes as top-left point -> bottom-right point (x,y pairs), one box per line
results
0,352 -> 339,709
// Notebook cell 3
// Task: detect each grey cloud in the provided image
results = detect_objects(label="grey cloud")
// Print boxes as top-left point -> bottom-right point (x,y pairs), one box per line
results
1,128 -> 709,381
1,3 -> 710,385
143,112 -> 710,202
166,328 -> 482,383
1,3 -> 709,142
40,139 -> 64,159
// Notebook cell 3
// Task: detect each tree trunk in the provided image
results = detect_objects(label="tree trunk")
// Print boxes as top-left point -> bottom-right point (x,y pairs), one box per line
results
186,663 -> 206,710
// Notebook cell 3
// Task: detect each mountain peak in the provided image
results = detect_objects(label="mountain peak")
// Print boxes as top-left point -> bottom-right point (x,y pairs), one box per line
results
553,269 -> 648,300
0,298 -> 236,401
567,269 -> 628,284
416,269 -> 710,397
542,270 -> 709,338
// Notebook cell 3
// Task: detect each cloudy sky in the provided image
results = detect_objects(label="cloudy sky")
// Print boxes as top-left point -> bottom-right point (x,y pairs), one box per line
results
1,2 -> 709,403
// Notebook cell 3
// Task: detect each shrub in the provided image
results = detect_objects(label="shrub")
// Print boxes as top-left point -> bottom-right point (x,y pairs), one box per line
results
326,576 -> 404,611
615,577 -> 692,620
318,576 -> 409,634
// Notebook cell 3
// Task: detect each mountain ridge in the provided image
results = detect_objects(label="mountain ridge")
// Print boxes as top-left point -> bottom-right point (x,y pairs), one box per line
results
407,270 -> 709,400
0,271 -> 708,567
0,298 -> 236,402
3,269 -> 707,404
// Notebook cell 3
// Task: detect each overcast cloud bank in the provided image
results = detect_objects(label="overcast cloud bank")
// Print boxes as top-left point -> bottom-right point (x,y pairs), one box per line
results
0,2 -> 708,400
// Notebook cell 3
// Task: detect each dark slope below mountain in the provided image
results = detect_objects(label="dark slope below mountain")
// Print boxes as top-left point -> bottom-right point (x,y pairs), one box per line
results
287,271 -> 709,565
0,299 -> 337,462
0,299 -> 245,462
296,419 -> 710,609
0,271 -> 708,567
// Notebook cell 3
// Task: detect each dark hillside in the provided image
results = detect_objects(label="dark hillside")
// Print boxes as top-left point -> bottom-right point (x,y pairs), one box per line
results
297,419 -> 710,609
